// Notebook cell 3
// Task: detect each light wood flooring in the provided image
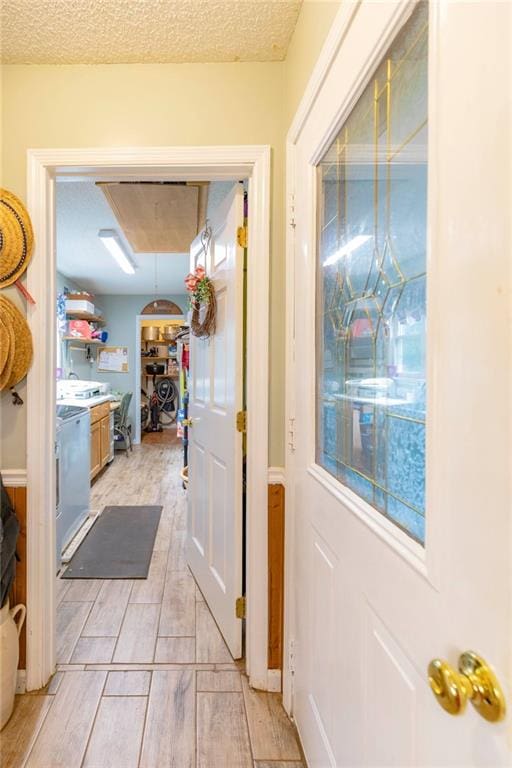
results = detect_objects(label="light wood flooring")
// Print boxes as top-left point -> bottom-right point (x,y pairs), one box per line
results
2,442 -> 303,768
141,425 -> 180,445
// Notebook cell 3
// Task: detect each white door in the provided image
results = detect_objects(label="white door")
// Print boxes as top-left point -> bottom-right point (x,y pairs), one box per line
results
187,184 -> 245,659
288,1 -> 512,766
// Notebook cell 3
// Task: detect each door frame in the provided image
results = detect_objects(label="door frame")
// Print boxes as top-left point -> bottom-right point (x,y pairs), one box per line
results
283,0 -> 424,713
134,313 -> 185,445
25,145 -> 271,691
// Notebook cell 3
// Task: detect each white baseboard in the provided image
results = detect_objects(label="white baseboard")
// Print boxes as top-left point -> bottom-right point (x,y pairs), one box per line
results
1,469 -> 27,487
268,466 -> 285,486
267,668 -> 282,692
16,670 -> 27,694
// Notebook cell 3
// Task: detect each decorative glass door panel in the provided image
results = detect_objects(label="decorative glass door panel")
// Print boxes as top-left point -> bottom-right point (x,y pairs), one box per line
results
316,2 -> 428,542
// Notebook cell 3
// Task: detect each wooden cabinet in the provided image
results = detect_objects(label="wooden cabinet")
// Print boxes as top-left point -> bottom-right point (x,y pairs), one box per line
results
100,415 -> 110,469
90,421 -> 101,480
90,402 -> 112,480
90,402 -> 110,424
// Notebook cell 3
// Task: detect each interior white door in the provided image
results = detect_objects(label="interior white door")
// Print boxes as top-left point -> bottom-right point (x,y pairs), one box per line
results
187,184 -> 245,659
288,1 -> 512,766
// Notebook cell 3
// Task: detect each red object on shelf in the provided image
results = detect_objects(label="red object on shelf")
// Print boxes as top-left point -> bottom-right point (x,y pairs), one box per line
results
68,319 -> 92,339
182,346 -> 190,370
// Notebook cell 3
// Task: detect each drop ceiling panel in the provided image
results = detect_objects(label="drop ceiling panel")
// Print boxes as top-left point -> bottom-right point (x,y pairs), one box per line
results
99,182 -> 207,253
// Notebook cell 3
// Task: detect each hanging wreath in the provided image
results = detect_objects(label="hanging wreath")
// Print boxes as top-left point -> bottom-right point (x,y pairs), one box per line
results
185,225 -> 216,339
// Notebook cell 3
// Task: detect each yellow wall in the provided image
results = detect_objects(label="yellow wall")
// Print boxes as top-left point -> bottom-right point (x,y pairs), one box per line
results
284,1 -> 341,130
0,62 -> 285,467
271,1 -> 341,468
0,1 -> 340,469
0,65 -> 3,185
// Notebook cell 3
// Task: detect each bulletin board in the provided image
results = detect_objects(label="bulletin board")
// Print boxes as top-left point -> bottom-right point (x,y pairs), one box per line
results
97,346 -> 129,373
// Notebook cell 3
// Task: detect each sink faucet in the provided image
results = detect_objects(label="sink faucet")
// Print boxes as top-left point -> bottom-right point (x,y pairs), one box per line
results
68,372 -> 79,380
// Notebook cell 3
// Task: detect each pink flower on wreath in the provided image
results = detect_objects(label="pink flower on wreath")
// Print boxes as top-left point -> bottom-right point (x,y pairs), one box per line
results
184,273 -> 199,292
195,265 -> 206,280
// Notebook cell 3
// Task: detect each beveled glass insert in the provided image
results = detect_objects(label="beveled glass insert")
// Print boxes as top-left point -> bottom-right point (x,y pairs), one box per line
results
316,2 -> 428,543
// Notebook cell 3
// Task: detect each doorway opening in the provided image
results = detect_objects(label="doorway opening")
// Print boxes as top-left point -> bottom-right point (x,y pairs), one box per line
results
24,146 -> 271,693
136,313 -> 185,446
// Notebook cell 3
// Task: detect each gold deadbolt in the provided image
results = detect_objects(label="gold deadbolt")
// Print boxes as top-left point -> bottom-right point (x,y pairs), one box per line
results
428,651 -> 506,722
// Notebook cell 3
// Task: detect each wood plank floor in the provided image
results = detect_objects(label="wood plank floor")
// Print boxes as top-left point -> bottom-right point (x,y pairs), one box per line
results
2,442 -> 304,768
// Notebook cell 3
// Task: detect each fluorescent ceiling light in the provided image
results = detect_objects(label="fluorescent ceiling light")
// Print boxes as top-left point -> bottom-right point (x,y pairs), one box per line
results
323,235 -> 372,267
98,229 -> 136,275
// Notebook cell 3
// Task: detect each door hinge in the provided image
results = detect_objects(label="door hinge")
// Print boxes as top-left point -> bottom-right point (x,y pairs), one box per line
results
288,416 -> 296,453
236,410 -> 247,433
289,192 -> 296,229
236,596 -> 246,619
237,225 -> 248,249
289,638 -> 296,675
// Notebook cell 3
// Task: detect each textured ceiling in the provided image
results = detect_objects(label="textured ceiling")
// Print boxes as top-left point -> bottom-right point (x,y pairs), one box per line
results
1,0 -> 302,64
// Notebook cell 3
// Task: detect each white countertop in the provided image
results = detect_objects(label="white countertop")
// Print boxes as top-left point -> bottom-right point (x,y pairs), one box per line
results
57,394 -> 114,408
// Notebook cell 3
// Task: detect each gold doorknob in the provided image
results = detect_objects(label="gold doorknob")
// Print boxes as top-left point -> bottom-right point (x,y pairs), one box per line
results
428,652 -> 506,722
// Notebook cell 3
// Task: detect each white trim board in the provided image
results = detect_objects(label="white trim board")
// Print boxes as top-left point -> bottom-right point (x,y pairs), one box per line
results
266,669 -> 282,693
1,469 -> 28,487
25,145 -> 271,692
268,466 -> 285,486
16,670 -> 27,695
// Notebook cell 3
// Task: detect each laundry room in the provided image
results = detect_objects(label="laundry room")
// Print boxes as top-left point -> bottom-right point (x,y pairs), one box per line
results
56,180 -> 190,567
54,179 -> 235,570
41,173 -> 250,691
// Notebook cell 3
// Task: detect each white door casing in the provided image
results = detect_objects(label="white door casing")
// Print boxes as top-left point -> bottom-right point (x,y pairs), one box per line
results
24,146 -> 270,691
286,2 -> 512,766
187,185 -> 245,659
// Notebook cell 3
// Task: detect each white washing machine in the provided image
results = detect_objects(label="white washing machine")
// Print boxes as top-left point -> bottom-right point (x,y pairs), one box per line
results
55,405 -> 91,569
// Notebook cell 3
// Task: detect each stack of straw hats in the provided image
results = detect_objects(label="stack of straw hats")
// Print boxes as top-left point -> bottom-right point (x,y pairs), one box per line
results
0,189 -> 34,391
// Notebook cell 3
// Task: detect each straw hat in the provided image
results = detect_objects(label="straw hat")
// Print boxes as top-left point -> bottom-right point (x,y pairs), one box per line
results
0,189 -> 34,289
0,313 -> 15,390
0,295 -> 33,389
